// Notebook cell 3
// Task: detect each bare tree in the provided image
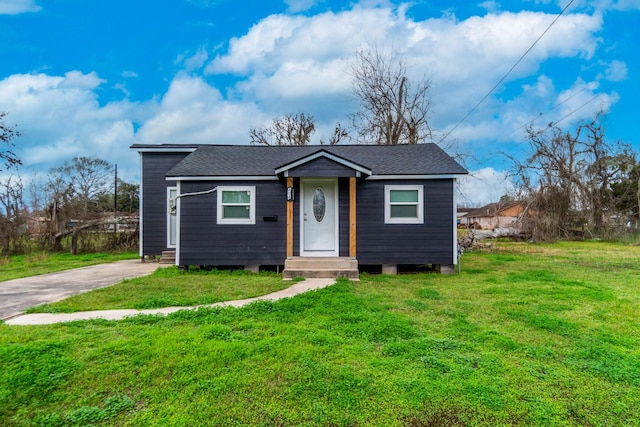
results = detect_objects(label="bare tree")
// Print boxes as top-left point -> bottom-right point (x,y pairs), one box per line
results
349,46 -> 432,145
250,113 -> 316,146
320,122 -> 349,146
0,175 -> 28,254
0,111 -> 22,171
49,157 -> 114,216
45,166 -> 76,250
510,126 -> 580,239
510,110 -> 635,240
43,157 -> 114,250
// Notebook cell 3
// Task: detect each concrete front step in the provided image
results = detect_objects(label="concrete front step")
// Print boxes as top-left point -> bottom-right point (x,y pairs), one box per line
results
284,257 -> 357,270
283,257 -> 359,280
283,269 -> 359,280
159,250 -> 176,264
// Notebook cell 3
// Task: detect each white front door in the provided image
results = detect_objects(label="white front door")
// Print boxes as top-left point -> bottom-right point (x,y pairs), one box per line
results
301,178 -> 338,256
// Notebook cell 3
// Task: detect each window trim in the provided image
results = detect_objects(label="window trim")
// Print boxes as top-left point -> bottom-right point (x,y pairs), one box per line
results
217,186 -> 256,225
385,185 -> 424,224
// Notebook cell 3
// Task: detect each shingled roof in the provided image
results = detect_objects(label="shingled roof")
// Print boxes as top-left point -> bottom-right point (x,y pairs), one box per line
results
142,144 -> 467,177
466,201 -> 524,218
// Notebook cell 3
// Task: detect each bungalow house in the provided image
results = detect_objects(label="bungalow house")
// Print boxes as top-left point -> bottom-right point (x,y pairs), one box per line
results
456,207 -> 471,227
462,201 -> 525,230
131,144 -> 468,277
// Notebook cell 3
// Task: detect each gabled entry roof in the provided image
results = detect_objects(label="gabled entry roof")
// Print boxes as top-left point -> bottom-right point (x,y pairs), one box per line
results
274,149 -> 372,177
132,144 -> 468,178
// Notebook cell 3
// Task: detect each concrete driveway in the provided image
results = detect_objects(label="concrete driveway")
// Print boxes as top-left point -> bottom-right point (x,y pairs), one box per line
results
0,260 -> 158,320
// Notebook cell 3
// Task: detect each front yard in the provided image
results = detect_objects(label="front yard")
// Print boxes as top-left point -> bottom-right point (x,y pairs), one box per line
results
1,241 -> 639,426
25,267 -> 293,313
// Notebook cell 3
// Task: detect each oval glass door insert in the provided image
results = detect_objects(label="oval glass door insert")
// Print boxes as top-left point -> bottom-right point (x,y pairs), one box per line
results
312,188 -> 326,222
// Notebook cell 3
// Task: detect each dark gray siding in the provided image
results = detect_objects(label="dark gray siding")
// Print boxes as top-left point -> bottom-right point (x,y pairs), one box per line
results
289,177 -> 454,263
288,157 -> 357,177
141,152 -> 191,256
179,180 -> 287,266
356,179 -> 454,265
176,177 -> 454,266
338,178 -> 351,256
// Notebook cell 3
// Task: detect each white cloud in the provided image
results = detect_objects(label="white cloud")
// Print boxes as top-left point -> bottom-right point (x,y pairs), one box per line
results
185,47 -> 209,71
479,1 -> 500,13
132,4 -> 613,168
445,72 -> 620,149
0,0 -> 40,14
0,72 -> 137,176
184,0 -> 222,7
206,14 -> 308,75
0,3 -> 621,186
551,78 -> 619,127
600,60 -> 628,82
614,0 -> 640,10
285,0 -> 320,13
458,167 -> 515,206
204,6 -> 605,143
236,58 -> 352,105
208,8 -> 602,82
134,75 -> 264,145
596,0 -> 640,11
176,47 -> 210,72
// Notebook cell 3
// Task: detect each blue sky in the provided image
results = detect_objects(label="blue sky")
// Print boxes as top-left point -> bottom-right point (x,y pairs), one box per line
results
1,0 -> 638,205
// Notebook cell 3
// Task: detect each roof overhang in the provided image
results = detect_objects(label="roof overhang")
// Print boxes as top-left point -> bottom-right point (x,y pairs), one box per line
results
275,150 -> 372,177
130,144 -> 199,153
166,176 -> 278,181
367,174 -> 467,180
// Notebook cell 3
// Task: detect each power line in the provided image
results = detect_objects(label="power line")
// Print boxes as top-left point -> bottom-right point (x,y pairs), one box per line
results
502,83 -> 615,147
439,0 -> 577,143
552,83 -> 615,126
502,83 -> 592,140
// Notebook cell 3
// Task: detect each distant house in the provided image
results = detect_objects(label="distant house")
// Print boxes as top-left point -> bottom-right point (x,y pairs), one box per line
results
462,201 -> 525,230
456,207 -> 471,227
131,144 -> 467,277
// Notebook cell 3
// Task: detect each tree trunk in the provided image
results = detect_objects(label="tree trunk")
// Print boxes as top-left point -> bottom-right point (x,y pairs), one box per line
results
49,199 -> 58,251
70,228 -> 78,255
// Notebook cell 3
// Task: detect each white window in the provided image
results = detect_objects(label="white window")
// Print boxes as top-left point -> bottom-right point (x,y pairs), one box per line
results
167,187 -> 177,247
217,186 -> 256,224
385,185 -> 424,224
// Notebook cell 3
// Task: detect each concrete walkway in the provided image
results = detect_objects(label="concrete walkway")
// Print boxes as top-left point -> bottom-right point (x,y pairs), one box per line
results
5,278 -> 335,326
1,259 -> 159,321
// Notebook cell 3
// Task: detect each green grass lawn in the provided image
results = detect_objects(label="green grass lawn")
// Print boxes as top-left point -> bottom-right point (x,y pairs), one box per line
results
26,267 -> 294,313
0,252 -> 139,282
1,240 -> 639,426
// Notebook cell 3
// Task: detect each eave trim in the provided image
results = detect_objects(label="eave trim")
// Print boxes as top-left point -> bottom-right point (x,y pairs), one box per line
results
133,147 -> 198,153
166,176 -> 278,181
367,174 -> 467,180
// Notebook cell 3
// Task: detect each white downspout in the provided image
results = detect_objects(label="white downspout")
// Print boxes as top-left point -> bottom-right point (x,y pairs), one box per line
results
453,178 -> 458,268
175,181 -> 181,266
169,186 -> 218,266
138,152 -> 144,258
